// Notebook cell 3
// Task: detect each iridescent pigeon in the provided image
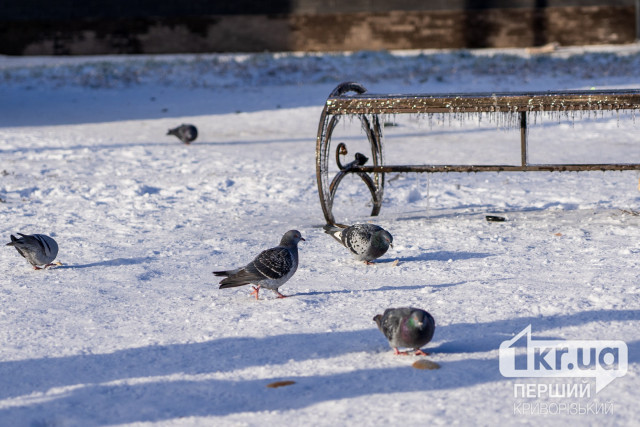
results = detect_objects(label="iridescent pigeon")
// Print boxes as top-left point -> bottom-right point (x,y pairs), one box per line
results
214,230 -> 305,299
324,223 -> 393,264
167,124 -> 198,144
7,233 -> 60,270
374,307 -> 435,356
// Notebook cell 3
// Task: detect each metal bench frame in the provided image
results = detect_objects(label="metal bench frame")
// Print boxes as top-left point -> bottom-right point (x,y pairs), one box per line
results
316,82 -> 640,226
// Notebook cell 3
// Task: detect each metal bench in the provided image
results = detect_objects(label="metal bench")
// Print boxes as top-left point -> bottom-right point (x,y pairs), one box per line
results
316,82 -> 640,226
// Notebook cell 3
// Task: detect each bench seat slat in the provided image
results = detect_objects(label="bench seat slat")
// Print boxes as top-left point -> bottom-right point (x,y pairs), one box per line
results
326,89 -> 640,115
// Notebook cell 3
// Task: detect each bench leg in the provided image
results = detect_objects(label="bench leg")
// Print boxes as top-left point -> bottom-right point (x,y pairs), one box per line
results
316,111 -> 340,225
316,110 -> 385,226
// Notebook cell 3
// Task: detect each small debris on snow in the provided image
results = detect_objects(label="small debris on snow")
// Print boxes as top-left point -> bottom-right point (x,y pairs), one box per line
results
266,380 -> 296,388
412,359 -> 441,370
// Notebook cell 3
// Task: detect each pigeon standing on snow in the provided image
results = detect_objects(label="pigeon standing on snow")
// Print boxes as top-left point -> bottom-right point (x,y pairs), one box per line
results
324,223 -> 393,264
167,124 -> 198,144
374,307 -> 435,356
6,233 -> 60,270
213,230 -> 305,299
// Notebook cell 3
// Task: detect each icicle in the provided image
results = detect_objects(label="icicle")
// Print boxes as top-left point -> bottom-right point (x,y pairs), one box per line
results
426,174 -> 431,219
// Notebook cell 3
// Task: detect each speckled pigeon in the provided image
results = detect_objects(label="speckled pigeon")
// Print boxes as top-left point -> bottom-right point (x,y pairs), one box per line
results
374,307 -> 435,356
167,124 -> 198,144
214,230 -> 305,299
7,233 -> 60,270
324,223 -> 393,264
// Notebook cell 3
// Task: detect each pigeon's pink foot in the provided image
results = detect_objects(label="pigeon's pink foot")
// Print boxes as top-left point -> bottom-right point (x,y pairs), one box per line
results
414,349 -> 430,356
43,263 -> 56,269
365,261 -> 375,265
250,285 -> 261,300
33,265 -> 42,270
393,348 -> 409,356
275,290 -> 288,298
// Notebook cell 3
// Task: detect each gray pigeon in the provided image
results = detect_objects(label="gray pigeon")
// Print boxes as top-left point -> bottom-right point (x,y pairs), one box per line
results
324,223 -> 393,264
167,124 -> 198,144
213,230 -> 305,299
374,307 -> 435,356
7,233 -> 60,270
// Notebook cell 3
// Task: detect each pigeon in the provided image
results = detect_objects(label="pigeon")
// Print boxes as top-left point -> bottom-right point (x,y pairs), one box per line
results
167,124 -> 198,144
323,223 -> 393,264
213,230 -> 305,299
373,307 -> 435,356
6,233 -> 60,270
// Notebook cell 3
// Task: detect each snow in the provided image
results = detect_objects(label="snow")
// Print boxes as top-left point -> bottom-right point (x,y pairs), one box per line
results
1,44 -> 640,426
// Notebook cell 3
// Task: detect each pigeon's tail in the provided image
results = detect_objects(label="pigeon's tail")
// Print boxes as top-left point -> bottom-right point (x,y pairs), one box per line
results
218,273 -> 254,289
167,128 -> 177,136
323,224 -> 344,244
214,269 -> 254,289
214,268 -> 266,289
213,270 -> 230,277
373,314 -> 383,329
219,280 -> 250,289
6,234 -> 18,246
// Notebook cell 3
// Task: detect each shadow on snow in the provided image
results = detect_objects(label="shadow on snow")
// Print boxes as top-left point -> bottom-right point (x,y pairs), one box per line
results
1,309 -> 638,424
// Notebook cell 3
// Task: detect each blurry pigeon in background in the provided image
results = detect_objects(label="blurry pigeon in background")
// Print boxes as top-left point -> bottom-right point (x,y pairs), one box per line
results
374,307 -> 435,356
324,223 -> 393,264
6,233 -> 61,270
214,230 -> 305,299
167,124 -> 198,144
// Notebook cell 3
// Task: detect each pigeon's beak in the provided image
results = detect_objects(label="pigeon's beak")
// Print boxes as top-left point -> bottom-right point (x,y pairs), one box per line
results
390,243 -> 394,248
301,237 -> 306,241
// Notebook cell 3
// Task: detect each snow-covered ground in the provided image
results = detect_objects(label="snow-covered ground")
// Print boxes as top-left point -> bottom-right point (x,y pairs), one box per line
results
1,45 -> 639,426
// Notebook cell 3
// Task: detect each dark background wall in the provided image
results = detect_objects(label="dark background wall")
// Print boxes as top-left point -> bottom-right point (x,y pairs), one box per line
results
0,0 -> 637,55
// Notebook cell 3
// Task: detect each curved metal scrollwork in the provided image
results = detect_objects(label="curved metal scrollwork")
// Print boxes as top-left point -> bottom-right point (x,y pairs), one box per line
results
329,82 -> 367,97
316,82 -> 385,226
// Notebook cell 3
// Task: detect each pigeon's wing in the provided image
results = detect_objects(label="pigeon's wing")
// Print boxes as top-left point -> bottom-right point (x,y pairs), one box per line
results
219,247 -> 293,288
343,225 -> 378,255
15,233 -> 48,253
33,234 -> 57,259
248,247 -> 293,280
380,308 -> 405,342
